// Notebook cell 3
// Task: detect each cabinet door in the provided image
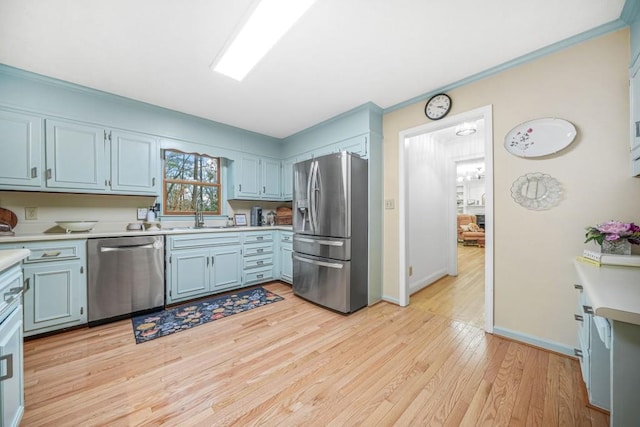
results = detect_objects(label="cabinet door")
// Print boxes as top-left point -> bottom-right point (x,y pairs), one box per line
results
280,245 -> 293,283
22,260 -> 85,334
45,120 -> 106,191
0,109 -> 43,188
0,306 -> 24,427
261,158 -> 281,199
168,249 -> 210,303
110,130 -> 159,195
340,135 -> 368,158
237,155 -> 260,198
282,157 -> 295,201
211,246 -> 242,291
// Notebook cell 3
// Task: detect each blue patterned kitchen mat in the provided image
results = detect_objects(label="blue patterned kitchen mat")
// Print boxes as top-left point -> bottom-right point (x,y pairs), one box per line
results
131,287 -> 284,344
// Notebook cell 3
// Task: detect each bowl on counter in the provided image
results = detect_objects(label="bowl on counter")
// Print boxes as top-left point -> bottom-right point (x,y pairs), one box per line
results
55,221 -> 98,233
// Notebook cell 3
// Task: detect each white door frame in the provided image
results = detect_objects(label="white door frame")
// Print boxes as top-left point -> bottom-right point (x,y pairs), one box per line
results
398,105 -> 494,333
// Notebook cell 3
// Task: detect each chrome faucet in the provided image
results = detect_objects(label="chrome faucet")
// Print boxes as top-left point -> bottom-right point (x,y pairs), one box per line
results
195,203 -> 205,228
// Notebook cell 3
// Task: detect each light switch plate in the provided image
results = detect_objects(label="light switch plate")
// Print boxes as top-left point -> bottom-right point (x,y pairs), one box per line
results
137,208 -> 148,220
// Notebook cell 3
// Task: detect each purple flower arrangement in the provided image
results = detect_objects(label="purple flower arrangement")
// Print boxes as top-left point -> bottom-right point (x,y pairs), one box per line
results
584,220 -> 640,245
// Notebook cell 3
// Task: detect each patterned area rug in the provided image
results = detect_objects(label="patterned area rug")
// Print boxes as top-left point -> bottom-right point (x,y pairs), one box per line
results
131,287 -> 284,344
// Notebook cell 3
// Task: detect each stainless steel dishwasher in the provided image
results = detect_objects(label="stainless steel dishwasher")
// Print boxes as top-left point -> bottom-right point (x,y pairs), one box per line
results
87,235 -> 164,326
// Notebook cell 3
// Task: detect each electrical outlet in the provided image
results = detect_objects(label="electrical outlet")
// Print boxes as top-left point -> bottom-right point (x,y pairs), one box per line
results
25,207 -> 38,220
409,266 -> 413,276
137,208 -> 148,220
384,199 -> 395,209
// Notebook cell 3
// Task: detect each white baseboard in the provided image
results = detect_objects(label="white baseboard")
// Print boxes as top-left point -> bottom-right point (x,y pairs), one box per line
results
493,326 -> 574,357
381,295 -> 400,305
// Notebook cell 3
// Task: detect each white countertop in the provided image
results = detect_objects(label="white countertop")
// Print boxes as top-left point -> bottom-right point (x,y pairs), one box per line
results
0,249 -> 30,271
0,225 -> 293,244
574,260 -> 640,326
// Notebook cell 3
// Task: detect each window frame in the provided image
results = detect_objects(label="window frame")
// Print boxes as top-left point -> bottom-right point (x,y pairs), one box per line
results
163,149 -> 221,216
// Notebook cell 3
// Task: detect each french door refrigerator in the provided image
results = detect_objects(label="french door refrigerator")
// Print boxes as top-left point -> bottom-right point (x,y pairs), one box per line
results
292,151 -> 368,313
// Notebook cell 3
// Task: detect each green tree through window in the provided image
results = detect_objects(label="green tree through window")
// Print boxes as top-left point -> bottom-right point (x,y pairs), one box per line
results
164,149 -> 220,215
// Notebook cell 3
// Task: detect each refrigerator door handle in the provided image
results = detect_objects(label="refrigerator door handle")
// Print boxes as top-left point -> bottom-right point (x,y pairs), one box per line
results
313,160 -> 322,232
294,255 -> 344,269
294,237 -> 344,247
306,160 -> 315,233
309,160 -> 319,233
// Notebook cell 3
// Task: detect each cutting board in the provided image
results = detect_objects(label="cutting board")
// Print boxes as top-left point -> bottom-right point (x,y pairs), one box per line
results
0,208 -> 18,229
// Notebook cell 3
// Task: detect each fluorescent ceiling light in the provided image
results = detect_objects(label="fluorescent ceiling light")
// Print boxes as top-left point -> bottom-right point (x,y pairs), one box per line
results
212,0 -> 316,81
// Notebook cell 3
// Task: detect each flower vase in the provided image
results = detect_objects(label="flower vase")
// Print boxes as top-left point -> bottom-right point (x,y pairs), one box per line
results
601,239 -> 631,255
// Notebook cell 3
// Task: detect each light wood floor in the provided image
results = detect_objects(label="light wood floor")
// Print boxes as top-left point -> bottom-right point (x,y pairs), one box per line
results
22,276 -> 607,425
414,244 -> 485,328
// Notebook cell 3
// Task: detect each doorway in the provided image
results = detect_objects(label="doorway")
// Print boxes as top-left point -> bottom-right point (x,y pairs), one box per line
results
397,105 -> 494,332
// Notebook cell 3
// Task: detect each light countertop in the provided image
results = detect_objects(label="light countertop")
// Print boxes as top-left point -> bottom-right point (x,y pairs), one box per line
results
0,225 -> 293,244
0,249 -> 30,271
574,260 -> 640,325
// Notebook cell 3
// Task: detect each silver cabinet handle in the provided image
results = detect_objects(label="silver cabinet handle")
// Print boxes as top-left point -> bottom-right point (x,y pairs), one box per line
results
152,177 -> 156,186
257,260 -> 264,265
574,314 -> 583,322
257,236 -> 264,240
0,354 -> 13,382
573,284 -> 583,290
46,168 -> 52,179
41,251 -> 62,258
574,348 -> 583,359
582,305 -> 594,315
257,248 -> 264,253
257,274 -> 264,279
31,167 -> 38,178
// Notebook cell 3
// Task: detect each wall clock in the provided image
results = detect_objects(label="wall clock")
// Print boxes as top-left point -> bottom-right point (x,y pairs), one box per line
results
424,93 -> 451,120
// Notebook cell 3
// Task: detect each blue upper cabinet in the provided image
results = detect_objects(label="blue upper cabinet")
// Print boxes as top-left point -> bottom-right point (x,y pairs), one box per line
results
45,120 -> 107,191
110,130 -> 159,195
228,154 -> 283,201
261,158 -> 281,199
0,109 -> 43,188
0,114 -> 160,195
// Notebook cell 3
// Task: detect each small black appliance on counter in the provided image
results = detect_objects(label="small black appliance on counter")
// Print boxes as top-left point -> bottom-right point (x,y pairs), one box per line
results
250,206 -> 263,226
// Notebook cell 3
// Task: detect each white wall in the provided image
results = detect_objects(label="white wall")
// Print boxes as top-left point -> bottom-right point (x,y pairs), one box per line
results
406,122 -> 485,293
406,133 -> 448,293
383,29 -> 639,349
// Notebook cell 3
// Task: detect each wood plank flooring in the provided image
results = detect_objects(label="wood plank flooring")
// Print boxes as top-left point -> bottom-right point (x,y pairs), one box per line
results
413,244 -> 485,328
21,268 -> 607,425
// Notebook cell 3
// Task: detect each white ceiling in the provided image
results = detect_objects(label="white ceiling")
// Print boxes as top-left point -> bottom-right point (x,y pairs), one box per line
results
0,0 -> 626,139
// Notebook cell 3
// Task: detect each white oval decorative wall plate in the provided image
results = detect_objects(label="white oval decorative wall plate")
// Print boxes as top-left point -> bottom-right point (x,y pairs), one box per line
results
510,173 -> 562,210
504,118 -> 577,158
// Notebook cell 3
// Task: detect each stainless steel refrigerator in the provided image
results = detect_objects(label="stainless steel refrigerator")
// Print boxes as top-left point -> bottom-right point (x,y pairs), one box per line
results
292,151 -> 368,313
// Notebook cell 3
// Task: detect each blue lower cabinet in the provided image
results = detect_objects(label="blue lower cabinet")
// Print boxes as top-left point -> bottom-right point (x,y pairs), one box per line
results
211,247 -> 242,292
166,233 -> 243,304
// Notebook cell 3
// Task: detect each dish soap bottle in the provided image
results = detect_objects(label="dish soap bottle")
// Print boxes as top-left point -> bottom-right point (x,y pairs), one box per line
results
146,206 -> 155,223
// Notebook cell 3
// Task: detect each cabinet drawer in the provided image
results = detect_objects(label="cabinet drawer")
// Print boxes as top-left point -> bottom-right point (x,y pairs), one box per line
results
23,240 -> 83,263
244,232 -> 273,244
244,242 -> 273,256
169,233 -> 241,250
243,253 -> 273,269
244,266 -> 273,284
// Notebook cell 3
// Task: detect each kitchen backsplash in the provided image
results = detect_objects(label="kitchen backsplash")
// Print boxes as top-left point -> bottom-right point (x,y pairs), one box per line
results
0,191 -> 291,234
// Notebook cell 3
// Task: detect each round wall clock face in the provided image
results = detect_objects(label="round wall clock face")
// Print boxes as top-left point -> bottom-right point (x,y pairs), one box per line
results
424,93 -> 451,120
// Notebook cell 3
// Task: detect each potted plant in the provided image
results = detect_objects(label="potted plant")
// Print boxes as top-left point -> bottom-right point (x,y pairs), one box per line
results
584,220 -> 640,255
